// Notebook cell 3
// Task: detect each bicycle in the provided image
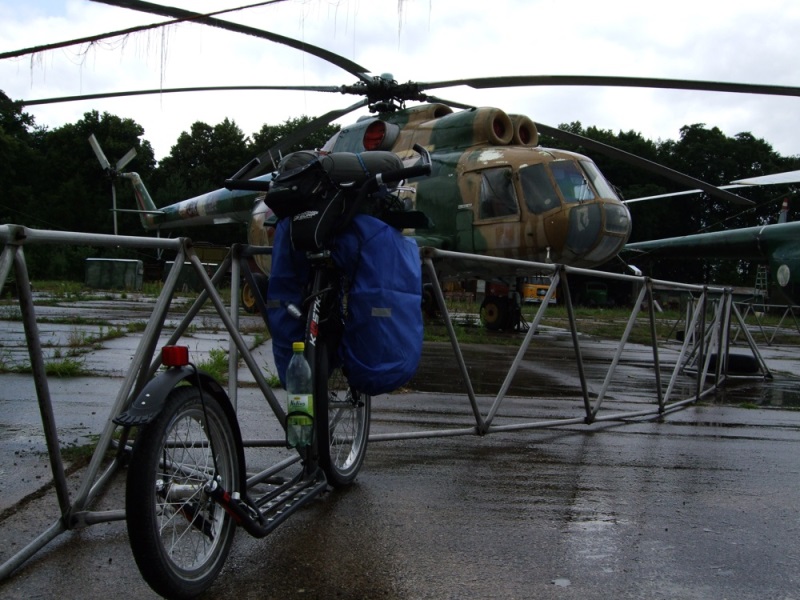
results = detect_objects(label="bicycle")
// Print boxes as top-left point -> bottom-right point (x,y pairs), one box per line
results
114,145 -> 432,599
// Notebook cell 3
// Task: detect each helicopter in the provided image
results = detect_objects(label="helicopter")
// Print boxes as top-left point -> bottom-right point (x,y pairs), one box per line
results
626,190 -> 800,307
14,0 -> 800,326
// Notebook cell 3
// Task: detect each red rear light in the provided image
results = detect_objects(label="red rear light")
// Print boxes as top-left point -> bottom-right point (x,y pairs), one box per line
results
363,121 -> 386,150
162,345 -> 189,367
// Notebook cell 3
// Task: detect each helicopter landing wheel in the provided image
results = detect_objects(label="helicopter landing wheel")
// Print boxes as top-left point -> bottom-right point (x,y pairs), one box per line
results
240,273 -> 268,314
480,296 -> 509,331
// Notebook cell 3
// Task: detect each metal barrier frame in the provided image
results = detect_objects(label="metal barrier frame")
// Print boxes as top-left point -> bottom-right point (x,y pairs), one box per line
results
733,301 -> 800,345
0,224 -> 770,579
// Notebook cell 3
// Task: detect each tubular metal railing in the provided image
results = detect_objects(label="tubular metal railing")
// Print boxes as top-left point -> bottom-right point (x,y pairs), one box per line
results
0,224 -> 771,579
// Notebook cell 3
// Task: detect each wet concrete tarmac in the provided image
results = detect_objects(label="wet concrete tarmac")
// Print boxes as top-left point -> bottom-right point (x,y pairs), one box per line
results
1,295 -> 799,598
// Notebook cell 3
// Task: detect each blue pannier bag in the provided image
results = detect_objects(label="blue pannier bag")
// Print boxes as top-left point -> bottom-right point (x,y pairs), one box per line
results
332,214 -> 423,395
266,218 -> 309,387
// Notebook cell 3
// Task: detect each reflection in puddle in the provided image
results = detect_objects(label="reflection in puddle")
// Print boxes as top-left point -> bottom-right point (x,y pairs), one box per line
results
712,375 -> 800,408
410,341 -> 800,409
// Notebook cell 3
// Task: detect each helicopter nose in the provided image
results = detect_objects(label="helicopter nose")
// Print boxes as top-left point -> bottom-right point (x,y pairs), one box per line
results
565,201 -> 631,266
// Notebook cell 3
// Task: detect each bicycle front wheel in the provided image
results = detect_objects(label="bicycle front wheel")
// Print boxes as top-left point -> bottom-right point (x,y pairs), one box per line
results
125,385 -> 240,600
314,336 -> 371,488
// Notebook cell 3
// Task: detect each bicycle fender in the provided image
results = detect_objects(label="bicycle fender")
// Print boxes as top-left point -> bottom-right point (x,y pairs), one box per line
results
115,366 -> 249,496
114,367 -> 229,427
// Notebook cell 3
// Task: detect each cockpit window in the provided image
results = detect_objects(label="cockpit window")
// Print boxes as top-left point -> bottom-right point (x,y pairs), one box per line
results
550,160 -> 595,204
519,163 -> 560,214
479,167 -> 519,219
580,160 -> 620,200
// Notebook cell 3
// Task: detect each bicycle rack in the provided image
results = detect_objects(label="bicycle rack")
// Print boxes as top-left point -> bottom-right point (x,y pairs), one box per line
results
0,224 -> 772,580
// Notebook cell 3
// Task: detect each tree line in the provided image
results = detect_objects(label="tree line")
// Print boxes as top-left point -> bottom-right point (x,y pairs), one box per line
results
1,89 -> 798,285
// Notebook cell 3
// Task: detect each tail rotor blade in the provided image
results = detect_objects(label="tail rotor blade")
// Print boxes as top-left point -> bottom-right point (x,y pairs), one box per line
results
88,134 -> 111,170
116,147 -> 137,171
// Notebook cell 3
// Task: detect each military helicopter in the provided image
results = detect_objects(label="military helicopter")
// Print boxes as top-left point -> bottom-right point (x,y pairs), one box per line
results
16,0 -> 800,325
625,172 -> 800,306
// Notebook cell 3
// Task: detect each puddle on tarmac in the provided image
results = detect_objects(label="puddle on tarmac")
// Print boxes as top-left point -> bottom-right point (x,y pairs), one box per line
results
711,375 -> 800,408
409,341 -> 800,409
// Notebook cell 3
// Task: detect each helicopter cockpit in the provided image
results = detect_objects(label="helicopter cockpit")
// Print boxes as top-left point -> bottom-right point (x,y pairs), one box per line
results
527,157 -> 632,266
471,154 -> 631,267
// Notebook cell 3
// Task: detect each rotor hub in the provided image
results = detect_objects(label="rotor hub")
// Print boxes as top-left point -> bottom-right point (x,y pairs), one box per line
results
341,75 -> 427,112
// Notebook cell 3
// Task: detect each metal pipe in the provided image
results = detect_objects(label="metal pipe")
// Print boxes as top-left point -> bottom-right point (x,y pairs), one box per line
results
186,251 -> 284,419
484,273 -> 561,427
13,248 -> 71,516
591,284 -> 648,417
422,257 -> 485,430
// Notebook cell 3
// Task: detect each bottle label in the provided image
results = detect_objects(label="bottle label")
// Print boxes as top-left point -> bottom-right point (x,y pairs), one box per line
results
288,394 -> 313,418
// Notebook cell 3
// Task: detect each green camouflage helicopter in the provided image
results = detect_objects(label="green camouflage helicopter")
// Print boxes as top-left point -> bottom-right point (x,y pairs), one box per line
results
18,0 -> 800,326
626,180 -> 800,307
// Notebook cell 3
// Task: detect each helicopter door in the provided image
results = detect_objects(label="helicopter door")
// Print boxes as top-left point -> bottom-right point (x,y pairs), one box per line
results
472,167 -> 521,255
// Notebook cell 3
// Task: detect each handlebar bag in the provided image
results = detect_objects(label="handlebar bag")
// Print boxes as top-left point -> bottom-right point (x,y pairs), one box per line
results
267,151 -> 405,252
266,218 -> 310,386
332,214 -> 423,395
266,154 -> 344,251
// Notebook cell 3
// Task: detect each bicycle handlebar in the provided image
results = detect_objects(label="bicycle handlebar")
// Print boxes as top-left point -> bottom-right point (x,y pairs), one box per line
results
376,162 -> 431,186
225,144 -> 432,193
223,179 -> 271,192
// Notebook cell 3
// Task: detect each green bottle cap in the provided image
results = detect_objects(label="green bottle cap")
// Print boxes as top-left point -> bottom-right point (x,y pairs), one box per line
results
292,341 -> 305,352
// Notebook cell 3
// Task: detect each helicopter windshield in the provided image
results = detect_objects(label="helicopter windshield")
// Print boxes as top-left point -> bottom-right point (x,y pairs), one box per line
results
580,159 -> 620,200
479,167 -> 519,219
519,163 -> 560,214
550,160 -> 595,203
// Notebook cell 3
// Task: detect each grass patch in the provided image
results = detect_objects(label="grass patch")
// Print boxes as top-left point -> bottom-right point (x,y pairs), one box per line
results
61,429 -> 130,468
0,353 -> 90,376
196,347 -> 231,383
126,321 -> 148,333
60,435 -> 102,466
45,357 -> 90,377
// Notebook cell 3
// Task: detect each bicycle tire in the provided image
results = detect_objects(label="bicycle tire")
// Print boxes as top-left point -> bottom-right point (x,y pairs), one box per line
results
125,385 -> 239,600
314,334 -> 371,488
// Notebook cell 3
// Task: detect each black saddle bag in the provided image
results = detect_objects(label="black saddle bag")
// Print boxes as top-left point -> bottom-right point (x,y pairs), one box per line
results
266,150 -> 406,251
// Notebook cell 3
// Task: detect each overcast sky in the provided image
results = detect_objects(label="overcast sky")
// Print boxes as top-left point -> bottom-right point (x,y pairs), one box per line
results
2,0 -> 799,163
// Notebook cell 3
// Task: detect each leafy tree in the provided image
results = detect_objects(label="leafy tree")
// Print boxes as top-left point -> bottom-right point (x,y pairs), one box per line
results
249,116 -> 340,159
0,90 -> 43,227
37,110 -> 156,236
149,118 -> 251,245
2,107 -> 156,278
154,118 -> 250,202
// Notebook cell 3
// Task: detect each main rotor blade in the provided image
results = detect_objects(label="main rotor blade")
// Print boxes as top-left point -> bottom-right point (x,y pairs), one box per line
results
20,85 -> 343,106
420,75 -> 800,98
241,98 -> 370,179
90,0 -> 371,82
534,123 -> 755,206
424,95 -> 475,110
1,1 -> 288,60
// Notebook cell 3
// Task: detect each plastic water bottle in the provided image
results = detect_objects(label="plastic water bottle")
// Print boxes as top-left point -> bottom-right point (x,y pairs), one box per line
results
286,341 -> 314,448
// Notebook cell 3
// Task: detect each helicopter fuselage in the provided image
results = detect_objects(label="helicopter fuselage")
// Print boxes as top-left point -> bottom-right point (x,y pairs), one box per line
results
324,103 -> 632,269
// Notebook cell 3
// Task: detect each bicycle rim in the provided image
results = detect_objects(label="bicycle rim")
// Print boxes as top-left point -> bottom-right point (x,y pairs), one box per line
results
315,336 -> 370,487
126,386 -> 239,599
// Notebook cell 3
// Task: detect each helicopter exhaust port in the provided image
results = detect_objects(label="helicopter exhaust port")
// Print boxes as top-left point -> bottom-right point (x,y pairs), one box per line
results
476,108 -> 514,145
509,114 -> 539,146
